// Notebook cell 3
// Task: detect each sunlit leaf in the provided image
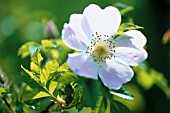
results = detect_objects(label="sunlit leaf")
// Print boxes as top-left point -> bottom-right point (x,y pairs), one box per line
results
30,62 -> 39,75
32,91 -> 50,99
22,91 -> 50,101
57,63 -> 70,72
41,39 -> 57,49
48,81 -> 58,95
31,49 -> 43,67
40,60 -> 59,86
0,87 -> 6,94
18,42 -> 40,58
29,49 -> 43,75
21,66 -> 46,92
21,65 -> 34,79
44,60 -> 59,75
40,69 -> 48,86
116,23 -> 143,35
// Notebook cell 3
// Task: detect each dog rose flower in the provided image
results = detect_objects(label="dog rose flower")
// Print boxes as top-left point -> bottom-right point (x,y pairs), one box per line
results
62,4 -> 147,89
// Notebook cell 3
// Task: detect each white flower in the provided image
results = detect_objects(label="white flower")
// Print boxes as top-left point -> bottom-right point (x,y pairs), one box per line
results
62,4 -> 148,89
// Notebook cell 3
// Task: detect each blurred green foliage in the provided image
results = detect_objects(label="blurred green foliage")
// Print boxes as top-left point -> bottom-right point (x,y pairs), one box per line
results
0,0 -> 170,113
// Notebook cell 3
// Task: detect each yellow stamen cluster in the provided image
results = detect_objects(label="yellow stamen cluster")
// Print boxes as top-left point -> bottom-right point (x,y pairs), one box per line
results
86,32 -> 116,64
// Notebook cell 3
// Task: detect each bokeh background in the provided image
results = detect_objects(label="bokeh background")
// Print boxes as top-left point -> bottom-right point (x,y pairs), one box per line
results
0,0 -> 170,113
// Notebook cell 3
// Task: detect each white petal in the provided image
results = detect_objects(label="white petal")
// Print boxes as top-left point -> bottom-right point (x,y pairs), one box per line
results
114,47 -> 148,66
114,31 -> 148,66
125,30 -> 147,49
68,53 -> 98,79
83,4 -> 121,36
99,60 -> 134,89
81,16 -> 93,41
62,14 -> 90,51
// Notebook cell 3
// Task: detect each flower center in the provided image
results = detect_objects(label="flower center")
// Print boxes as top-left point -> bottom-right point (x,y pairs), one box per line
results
95,45 -> 107,56
86,32 -> 116,64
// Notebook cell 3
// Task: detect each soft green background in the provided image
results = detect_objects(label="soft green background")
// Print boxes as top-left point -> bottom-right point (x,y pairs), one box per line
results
0,0 -> 170,113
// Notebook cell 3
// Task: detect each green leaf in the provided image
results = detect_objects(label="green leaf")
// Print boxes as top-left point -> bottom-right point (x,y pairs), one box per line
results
120,6 -> 134,15
113,2 -> 134,15
134,63 -> 170,98
31,49 -> 43,67
116,23 -> 143,35
0,98 -> 12,113
91,96 -> 106,113
55,40 -> 73,62
0,87 -> 6,94
72,81 -> 84,112
21,65 -> 34,79
57,63 -> 70,72
32,91 -> 50,99
40,69 -> 48,86
41,39 -> 57,49
48,81 -> 58,95
110,87 -> 134,101
30,49 -> 43,75
44,60 -> 59,75
30,62 -> 40,75
57,72 -> 78,89
83,79 -> 101,109
40,60 -> 59,86
18,41 -> 40,58
21,66 -> 46,92
22,91 -> 50,101
110,100 -> 130,113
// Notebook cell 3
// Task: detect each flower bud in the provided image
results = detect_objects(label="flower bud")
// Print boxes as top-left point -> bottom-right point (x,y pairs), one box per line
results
45,20 -> 59,39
